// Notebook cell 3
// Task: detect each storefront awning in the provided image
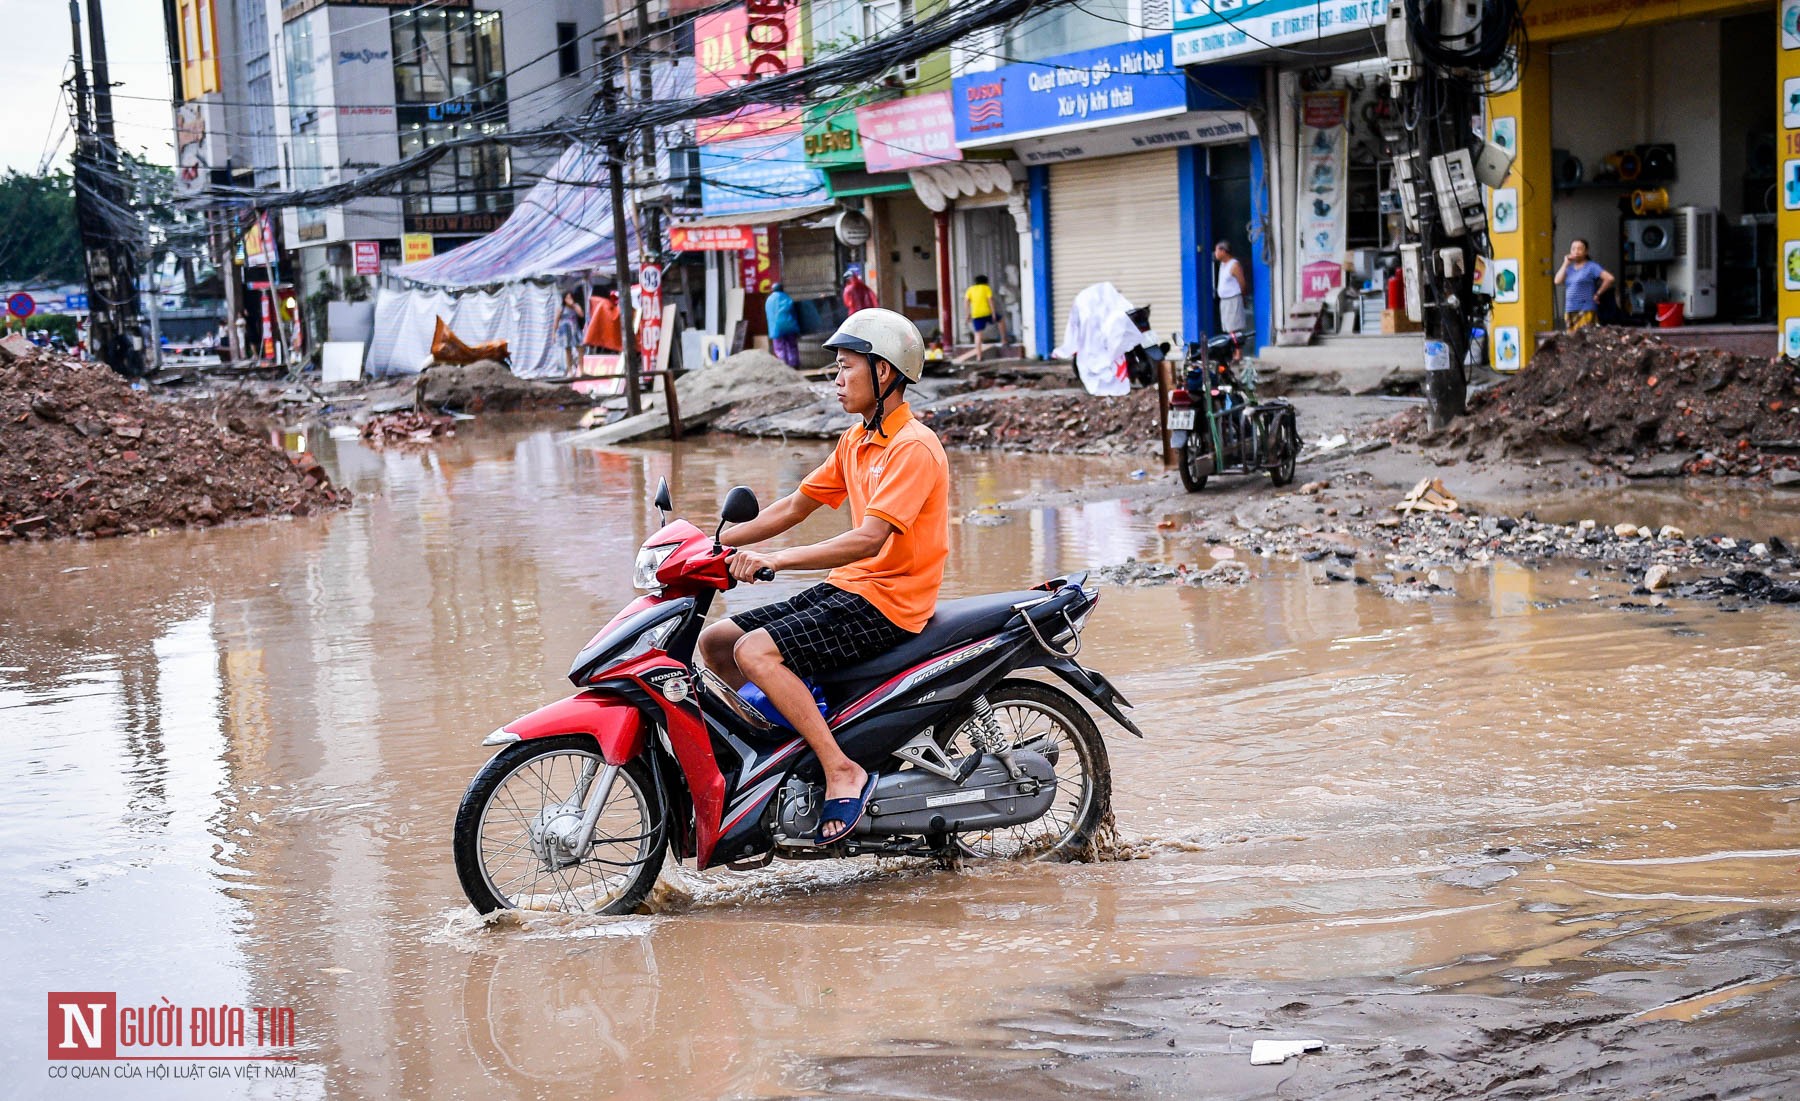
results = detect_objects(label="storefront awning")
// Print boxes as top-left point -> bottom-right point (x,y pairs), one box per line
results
1010,110 -> 1257,167
673,203 -> 837,229
392,144 -> 635,289
908,161 -> 1017,212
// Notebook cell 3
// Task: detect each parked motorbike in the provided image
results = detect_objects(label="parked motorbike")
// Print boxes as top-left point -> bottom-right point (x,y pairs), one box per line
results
1166,334 -> 1299,492
452,479 -> 1144,916
1069,303 -> 1169,389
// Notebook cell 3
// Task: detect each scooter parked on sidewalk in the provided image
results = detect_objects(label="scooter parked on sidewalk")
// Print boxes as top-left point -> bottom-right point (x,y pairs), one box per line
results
1166,335 -> 1299,492
452,479 -> 1144,916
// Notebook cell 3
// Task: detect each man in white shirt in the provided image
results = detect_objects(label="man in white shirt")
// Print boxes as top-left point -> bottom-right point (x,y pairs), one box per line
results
1214,240 -> 1248,336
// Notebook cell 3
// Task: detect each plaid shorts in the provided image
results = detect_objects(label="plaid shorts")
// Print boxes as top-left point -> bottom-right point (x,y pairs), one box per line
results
730,583 -> 916,679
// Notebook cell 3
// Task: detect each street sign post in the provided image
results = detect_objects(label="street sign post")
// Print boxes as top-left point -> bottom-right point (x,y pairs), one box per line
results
7,292 -> 36,319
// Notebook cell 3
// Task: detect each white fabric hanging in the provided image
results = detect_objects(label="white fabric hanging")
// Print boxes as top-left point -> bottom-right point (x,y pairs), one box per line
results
1052,282 -> 1138,398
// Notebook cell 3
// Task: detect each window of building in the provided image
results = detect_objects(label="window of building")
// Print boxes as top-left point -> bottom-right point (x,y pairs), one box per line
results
390,10 -> 512,226
557,22 -> 579,77
391,9 -> 506,106
1004,0 -> 1131,61
176,0 -> 221,98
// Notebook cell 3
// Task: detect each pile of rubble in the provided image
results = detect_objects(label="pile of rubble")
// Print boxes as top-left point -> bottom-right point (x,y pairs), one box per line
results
414,360 -> 577,413
0,343 -> 348,540
361,409 -> 456,448
918,386 -> 1162,455
1392,327 -> 1800,478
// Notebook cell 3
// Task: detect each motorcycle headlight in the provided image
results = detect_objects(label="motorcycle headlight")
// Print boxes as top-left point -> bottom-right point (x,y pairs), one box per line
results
633,543 -> 678,592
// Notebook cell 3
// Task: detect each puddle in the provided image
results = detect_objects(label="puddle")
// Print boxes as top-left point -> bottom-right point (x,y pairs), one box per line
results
2,424 -> 1798,1096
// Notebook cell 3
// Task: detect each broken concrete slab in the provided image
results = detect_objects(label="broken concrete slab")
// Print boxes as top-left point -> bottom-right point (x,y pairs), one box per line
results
1626,452 -> 1695,479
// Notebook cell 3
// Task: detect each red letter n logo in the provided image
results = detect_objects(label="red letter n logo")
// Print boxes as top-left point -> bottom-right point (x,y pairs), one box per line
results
48,993 -> 116,1060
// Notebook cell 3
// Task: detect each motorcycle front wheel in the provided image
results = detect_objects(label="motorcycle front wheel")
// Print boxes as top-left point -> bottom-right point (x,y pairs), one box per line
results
935,680 -> 1113,860
454,736 -> 666,916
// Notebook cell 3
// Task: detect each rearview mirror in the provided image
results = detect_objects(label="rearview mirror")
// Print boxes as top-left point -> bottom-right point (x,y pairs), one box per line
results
652,477 -> 672,516
720,486 -> 760,525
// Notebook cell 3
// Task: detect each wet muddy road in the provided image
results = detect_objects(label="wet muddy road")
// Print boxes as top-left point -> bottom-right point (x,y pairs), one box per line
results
4,425 -> 1797,1098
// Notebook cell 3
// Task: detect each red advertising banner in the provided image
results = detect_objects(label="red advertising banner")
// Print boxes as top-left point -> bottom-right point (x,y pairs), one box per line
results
670,224 -> 756,251
638,263 -> 664,368
858,92 -> 963,174
739,227 -> 778,293
695,4 -> 804,140
695,5 -> 802,95
352,241 -> 381,275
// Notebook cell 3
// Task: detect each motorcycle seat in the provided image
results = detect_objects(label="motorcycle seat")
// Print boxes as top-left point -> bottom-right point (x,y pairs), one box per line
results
815,589 -> 1045,709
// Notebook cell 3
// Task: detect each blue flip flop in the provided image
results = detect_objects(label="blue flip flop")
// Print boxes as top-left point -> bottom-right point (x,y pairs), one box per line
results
815,772 -> 879,845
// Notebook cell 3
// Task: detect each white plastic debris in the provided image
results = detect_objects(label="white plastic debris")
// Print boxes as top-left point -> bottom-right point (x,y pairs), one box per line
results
1251,1039 -> 1325,1065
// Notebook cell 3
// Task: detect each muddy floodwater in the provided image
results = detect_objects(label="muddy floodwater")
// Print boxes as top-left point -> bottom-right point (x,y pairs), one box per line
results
4,424 -> 1798,1098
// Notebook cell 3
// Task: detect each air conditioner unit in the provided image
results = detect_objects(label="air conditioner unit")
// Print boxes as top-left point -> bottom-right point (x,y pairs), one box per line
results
1622,216 -> 1675,263
1669,204 -> 1719,320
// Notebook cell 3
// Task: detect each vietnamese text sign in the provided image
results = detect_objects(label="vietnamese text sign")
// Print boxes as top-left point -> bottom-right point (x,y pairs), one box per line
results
741,226 -> 778,293
699,135 -> 830,216
952,36 -> 1189,148
859,93 -> 962,173
670,224 -> 757,251
1296,90 -> 1348,301
402,233 -> 434,263
695,3 -> 804,141
1172,1 -> 1384,64
353,241 -> 381,275
638,263 -> 663,368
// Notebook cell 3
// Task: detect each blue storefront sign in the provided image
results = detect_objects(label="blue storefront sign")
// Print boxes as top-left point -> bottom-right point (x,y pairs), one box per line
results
1172,1 -> 1384,65
951,35 -> 1192,148
698,135 -> 831,217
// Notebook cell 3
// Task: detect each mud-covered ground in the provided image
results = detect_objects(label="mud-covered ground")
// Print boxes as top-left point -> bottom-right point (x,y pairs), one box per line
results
6,425 -> 1798,1099
808,909 -> 1800,1098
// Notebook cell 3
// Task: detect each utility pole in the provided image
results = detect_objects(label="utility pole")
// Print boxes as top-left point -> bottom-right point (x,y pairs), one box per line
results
633,0 -> 662,273
604,52 -> 643,416
1383,1 -> 1513,429
69,0 -> 145,376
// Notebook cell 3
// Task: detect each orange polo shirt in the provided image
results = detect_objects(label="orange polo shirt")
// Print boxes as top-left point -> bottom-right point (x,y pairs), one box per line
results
799,402 -> 949,633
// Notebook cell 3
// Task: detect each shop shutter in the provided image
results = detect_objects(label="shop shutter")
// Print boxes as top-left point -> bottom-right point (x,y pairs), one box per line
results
1049,150 -> 1183,346
778,226 -> 840,300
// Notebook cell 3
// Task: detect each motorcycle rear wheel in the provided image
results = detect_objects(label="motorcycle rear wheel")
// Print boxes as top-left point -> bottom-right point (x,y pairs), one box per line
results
1269,415 -> 1299,487
1178,429 -> 1211,492
454,736 -> 665,916
935,680 -> 1112,860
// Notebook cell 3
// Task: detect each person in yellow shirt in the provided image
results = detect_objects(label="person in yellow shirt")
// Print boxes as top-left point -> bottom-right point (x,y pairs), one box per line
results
961,274 -> 1000,362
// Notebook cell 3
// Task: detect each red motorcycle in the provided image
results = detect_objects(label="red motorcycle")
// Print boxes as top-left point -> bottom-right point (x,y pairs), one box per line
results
453,479 -> 1143,915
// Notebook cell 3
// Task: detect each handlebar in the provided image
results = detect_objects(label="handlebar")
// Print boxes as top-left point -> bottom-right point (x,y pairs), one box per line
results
722,546 -> 778,585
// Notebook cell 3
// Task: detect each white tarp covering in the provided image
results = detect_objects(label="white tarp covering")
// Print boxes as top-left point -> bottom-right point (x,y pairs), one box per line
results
367,281 -> 560,378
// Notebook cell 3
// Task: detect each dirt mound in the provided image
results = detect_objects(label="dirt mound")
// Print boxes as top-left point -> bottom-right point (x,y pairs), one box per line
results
918,386 -> 1161,455
0,349 -> 348,540
674,350 -> 807,410
1393,328 -> 1800,476
419,360 -> 575,412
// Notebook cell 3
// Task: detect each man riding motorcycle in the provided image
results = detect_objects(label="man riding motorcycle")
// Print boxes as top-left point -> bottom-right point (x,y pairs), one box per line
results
697,308 -> 948,845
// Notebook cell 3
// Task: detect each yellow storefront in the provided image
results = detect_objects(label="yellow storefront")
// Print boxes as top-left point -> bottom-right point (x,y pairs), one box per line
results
1487,0 -> 1788,369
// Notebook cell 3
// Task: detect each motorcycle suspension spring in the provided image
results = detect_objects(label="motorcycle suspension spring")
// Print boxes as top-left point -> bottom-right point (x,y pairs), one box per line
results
968,695 -> 1007,754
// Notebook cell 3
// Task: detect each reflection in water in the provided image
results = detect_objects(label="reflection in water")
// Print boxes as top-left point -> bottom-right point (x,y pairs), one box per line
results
2,424 -> 1797,1097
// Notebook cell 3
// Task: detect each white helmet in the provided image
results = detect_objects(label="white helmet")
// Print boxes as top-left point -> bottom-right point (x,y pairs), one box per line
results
822,307 -> 925,382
